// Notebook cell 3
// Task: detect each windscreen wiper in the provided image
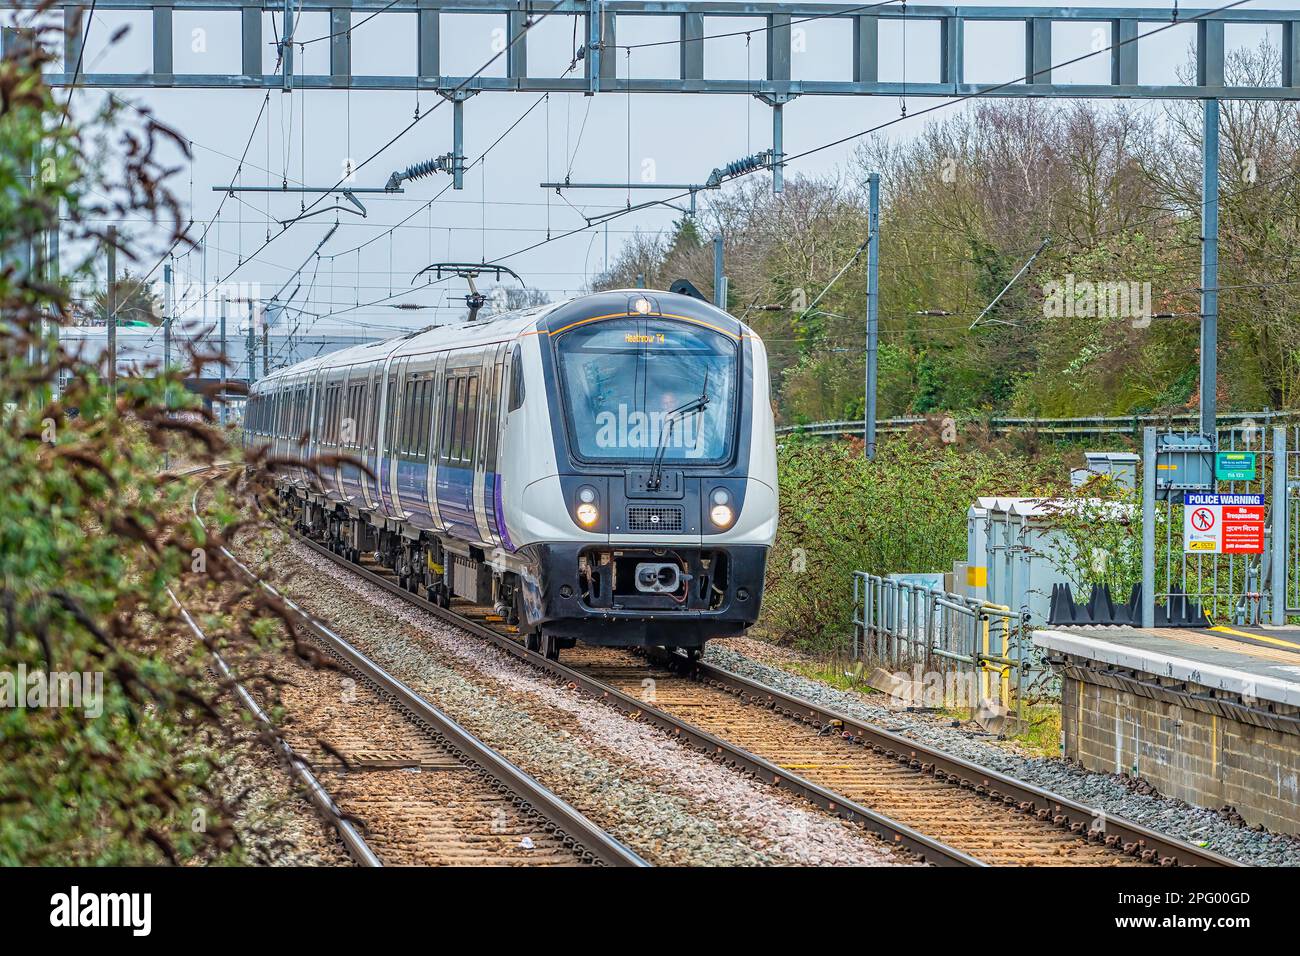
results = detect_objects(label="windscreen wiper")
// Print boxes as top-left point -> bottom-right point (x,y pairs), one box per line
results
646,372 -> 710,492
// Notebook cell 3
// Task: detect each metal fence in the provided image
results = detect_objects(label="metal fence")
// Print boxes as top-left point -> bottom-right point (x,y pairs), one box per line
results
1289,424 -> 1300,615
851,572 -> 1027,716
781,410 -> 1298,442
1141,424 -> 1292,627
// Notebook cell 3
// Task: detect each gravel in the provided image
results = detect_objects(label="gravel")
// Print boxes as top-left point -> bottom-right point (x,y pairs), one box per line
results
703,641 -> 1300,866
204,708 -> 355,866
247,533 -> 907,867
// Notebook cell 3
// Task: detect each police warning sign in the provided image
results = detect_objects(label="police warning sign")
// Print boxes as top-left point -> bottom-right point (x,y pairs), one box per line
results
1183,493 -> 1265,554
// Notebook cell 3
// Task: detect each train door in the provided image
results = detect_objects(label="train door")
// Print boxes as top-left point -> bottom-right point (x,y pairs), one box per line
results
359,364 -> 378,512
475,343 -> 508,548
373,351 -> 397,517
424,353 -> 448,533
491,342 -> 519,551
435,356 -> 480,541
386,357 -> 409,518
294,380 -> 308,487
395,360 -> 435,529
307,370 -> 323,494
334,366 -> 352,501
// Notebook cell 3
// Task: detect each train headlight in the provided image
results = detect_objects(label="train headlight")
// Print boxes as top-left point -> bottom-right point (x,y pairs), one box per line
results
575,485 -> 600,527
709,488 -> 734,528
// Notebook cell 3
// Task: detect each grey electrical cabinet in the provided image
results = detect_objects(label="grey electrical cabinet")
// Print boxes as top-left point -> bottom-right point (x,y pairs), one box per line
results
1075,451 -> 1140,490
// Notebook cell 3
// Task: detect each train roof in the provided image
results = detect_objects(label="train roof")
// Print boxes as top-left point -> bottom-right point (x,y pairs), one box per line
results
254,289 -> 751,391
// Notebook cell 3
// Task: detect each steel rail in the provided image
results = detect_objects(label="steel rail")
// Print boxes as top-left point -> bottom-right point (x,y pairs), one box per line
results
661,653 -> 1242,868
197,503 -> 646,866
291,531 -> 983,866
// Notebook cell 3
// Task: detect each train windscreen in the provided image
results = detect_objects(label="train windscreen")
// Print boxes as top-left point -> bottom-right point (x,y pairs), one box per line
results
555,317 -> 738,464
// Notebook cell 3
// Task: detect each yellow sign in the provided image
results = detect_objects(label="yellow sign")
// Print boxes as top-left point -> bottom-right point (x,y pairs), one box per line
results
624,332 -> 666,345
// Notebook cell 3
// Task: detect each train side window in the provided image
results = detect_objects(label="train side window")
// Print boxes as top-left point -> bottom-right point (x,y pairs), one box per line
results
508,345 -> 525,411
440,377 -> 454,459
384,377 -> 396,451
462,375 -> 479,463
399,381 -> 412,454
449,378 -> 464,462
408,382 -> 418,455
329,385 -> 340,444
366,379 -> 377,451
405,380 -> 419,455
451,377 -> 466,461
411,381 -> 421,457
417,381 -> 432,459
346,386 -> 354,446
339,386 -> 347,445
351,383 -> 363,447
338,386 -> 346,443
363,380 -> 373,449
346,384 -> 354,446
410,381 -> 421,457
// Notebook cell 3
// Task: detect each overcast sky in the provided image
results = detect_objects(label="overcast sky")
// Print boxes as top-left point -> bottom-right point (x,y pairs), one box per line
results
12,0 -> 1298,337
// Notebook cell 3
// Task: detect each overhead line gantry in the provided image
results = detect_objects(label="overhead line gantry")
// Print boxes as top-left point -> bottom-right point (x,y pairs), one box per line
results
33,1 -> 1300,203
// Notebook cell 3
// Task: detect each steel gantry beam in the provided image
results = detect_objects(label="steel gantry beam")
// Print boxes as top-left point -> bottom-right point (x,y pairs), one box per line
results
37,2 -> 1300,99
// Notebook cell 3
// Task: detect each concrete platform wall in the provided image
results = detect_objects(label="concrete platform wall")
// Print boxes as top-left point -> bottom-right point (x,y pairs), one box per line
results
1061,671 -> 1300,835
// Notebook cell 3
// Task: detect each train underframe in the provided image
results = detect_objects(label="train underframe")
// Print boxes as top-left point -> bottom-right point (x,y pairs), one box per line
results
281,486 -> 766,661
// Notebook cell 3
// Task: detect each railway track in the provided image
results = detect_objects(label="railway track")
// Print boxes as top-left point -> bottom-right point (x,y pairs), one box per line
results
287,525 -> 1240,868
188,474 -> 645,867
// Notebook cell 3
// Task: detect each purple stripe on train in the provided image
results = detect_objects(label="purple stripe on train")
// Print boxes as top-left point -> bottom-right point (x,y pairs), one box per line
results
492,473 -> 514,552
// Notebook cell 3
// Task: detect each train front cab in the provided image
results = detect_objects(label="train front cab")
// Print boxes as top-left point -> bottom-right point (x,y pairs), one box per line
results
509,291 -> 777,653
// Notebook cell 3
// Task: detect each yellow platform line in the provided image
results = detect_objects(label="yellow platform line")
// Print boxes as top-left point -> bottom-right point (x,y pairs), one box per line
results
1209,625 -> 1300,651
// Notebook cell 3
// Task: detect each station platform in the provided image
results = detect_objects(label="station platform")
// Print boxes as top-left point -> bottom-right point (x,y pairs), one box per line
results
1035,625 -> 1300,708
1034,624 -> 1300,835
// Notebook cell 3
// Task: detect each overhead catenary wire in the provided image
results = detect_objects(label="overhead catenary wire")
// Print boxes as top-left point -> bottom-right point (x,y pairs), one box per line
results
481,0 -> 1262,272
308,71 -> 579,323
197,0 -> 569,302
56,0 -> 98,132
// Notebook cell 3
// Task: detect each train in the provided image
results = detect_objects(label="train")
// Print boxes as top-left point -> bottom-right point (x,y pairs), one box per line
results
243,288 -> 778,659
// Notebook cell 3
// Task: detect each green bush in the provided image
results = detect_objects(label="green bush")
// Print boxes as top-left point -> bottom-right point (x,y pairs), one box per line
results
759,437 -> 1068,653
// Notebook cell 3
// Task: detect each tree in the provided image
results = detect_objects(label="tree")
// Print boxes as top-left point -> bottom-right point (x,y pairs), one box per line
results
87,270 -> 163,326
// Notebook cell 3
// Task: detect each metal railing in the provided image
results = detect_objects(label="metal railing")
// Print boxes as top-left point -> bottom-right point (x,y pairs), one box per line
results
851,572 -> 1027,716
781,410 -> 1298,441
